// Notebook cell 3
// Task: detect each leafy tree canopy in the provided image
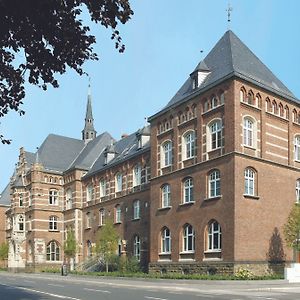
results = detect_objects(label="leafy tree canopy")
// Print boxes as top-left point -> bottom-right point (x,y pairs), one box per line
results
64,228 -> 77,258
284,203 -> 300,250
0,0 -> 133,144
0,242 -> 9,260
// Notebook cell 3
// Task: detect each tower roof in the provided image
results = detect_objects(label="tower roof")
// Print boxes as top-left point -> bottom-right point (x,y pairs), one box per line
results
149,30 -> 298,120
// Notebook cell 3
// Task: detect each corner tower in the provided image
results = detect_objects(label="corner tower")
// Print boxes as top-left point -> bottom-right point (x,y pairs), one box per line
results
82,85 -> 97,143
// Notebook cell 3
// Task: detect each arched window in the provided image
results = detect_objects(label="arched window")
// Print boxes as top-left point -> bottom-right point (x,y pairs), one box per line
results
17,215 -> 24,231
66,189 -> 72,210
133,164 -> 142,187
244,168 -> 256,196
279,103 -> 284,117
207,221 -> 222,251
161,184 -> 171,208
240,88 -> 246,102
115,205 -> 121,223
243,117 -> 255,147
293,109 -> 298,123
272,101 -> 278,114
220,92 -> 225,105
133,235 -> 141,261
100,179 -> 106,198
49,216 -> 58,231
284,105 -> 289,120
209,170 -> 221,198
161,141 -> 172,167
46,241 -> 60,261
86,184 -> 93,202
265,98 -> 271,112
256,94 -> 261,108
183,178 -> 194,203
99,209 -> 105,226
211,96 -> 218,109
115,173 -> 123,192
161,228 -> 171,254
294,136 -> 300,161
183,131 -> 195,160
182,224 -> 195,252
208,120 -> 222,150
248,91 -> 254,105
133,200 -> 140,219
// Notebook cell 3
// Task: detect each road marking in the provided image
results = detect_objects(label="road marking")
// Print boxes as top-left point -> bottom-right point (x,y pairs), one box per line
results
23,280 -> 35,284
145,297 -> 168,300
84,287 -> 111,294
48,283 -> 64,287
196,295 -> 214,298
168,292 -> 183,295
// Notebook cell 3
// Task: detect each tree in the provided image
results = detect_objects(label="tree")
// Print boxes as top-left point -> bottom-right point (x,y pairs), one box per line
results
64,228 -> 77,260
95,219 -> 119,272
0,242 -> 9,261
284,203 -> 300,251
0,0 -> 133,144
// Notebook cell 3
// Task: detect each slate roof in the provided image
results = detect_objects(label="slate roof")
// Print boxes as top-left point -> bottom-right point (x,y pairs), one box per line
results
0,183 -> 10,206
149,30 -> 298,120
37,134 -> 85,173
67,132 -> 114,171
85,126 -> 150,178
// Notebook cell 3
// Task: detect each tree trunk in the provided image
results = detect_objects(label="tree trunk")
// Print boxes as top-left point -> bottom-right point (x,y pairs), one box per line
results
106,260 -> 108,273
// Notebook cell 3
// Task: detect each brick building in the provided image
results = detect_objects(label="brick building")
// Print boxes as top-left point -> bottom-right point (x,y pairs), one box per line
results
0,30 -> 299,275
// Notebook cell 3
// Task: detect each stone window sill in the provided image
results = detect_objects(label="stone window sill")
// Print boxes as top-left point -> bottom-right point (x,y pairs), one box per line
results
243,194 -> 259,200
158,206 -> 172,211
180,201 -> 195,206
132,218 -> 140,222
204,249 -> 221,253
204,195 -> 222,201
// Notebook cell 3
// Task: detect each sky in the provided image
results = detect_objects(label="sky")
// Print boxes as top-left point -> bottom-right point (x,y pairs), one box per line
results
1,0 -> 300,193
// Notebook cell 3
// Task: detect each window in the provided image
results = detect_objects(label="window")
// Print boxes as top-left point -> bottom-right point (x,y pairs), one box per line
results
133,235 -> 141,261
115,205 -> 121,223
207,221 -> 222,251
183,224 -> 195,252
243,117 -> 254,147
47,241 -> 60,261
240,89 -> 245,102
161,228 -> 171,254
133,200 -> 140,219
100,179 -> 106,198
66,189 -> 72,210
209,170 -> 221,198
133,164 -> 142,187
49,190 -> 58,205
86,184 -> 93,202
183,131 -> 195,160
86,212 -> 92,228
17,215 -> 24,231
272,101 -> 278,114
115,173 -> 123,192
19,195 -> 23,207
295,136 -> 300,161
244,168 -> 255,196
161,184 -> 171,208
296,180 -> 300,203
161,141 -> 172,167
183,178 -> 194,203
211,96 -> 218,108
220,92 -> 225,105
99,209 -> 105,226
208,120 -> 222,150
49,216 -> 58,231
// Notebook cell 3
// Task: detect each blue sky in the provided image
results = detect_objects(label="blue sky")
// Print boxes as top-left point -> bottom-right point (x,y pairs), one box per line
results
1,0 -> 300,192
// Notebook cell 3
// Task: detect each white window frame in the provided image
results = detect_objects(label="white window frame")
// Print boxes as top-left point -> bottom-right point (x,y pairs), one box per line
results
183,224 -> 195,253
211,96 -> 218,109
161,184 -> 171,208
47,241 -> 60,261
99,209 -> 105,226
133,235 -> 141,261
295,136 -> 300,161
49,189 -> 58,205
244,168 -> 255,196
86,184 -> 93,202
208,120 -> 222,151
207,221 -> 222,251
100,179 -> 106,198
183,178 -> 194,203
115,173 -> 123,192
243,117 -> 254,147
115,205 -> 121,223
49,216 -> 58,231
209,170 -> 221,198
161,141 -> 172,167
296,180 -> 300,203
133,200 -> 140,219
161,228 -> 171,254
133,164 -> 142,187
183,131 -> 195,160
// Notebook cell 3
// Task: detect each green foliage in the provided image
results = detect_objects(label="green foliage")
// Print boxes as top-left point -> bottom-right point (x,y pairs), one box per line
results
64,229 -> 77,258
0,242 -> 8,260
234,268 -> 254,280
117,256 -> 141,273
40,267 -> 61,274
284,203 -> 300,250
95,219 -> 119,272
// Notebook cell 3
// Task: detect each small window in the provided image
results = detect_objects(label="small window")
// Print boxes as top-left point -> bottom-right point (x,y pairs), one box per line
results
133,200 -> 140,219
183,131 -> 195,160
49,216 -> 58,231
207,221 -> 222,251
243,117 -> 254,148
100,179 -> 106,198
183,224 -> 195,252
133,235 -> 141,261
240,89 -> 245,102
66,189 -> 72,210
209,170 -> 221,198
133,164 -> 142,187
86,212 -> 92,228
294,136 -> 300,161
115,173 -> 123,192
86,184 -> 93,202
211,96 -> 218,109
99,209 -> 105,226
161,228 -> 171,254
18,215 -> 24,231
49,190 -> 58,205
244,168 -> 255,196
161,141 -> 172,167
161,184 -> 171,208
115,205 -> 121,223
19,195 -> 23,207
208,120 -> 222,151
183,178 -> 194,203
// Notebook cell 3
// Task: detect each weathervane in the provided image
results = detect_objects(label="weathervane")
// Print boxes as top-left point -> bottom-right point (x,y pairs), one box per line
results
226,2 -> 233,28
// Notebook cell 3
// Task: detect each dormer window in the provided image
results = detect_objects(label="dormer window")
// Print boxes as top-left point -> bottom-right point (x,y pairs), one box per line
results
104,143 -> 117,165
190,61 -> 210,90
136,126 -> 150,149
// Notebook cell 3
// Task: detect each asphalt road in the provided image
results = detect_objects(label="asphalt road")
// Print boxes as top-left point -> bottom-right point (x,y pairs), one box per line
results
1,272 -> 300,300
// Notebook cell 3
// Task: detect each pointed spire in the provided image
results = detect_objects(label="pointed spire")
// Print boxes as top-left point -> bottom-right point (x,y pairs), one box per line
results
82,81 -> 97,143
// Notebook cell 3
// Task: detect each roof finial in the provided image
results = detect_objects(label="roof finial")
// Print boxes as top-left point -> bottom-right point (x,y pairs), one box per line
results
35,147 -> 39,164
226,1 -> 233,29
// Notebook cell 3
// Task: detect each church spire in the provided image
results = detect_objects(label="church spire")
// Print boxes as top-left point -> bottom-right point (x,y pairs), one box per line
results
82,83 -> 97,143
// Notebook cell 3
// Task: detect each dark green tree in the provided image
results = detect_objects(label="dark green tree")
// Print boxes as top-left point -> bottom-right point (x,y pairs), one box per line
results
0,0 -> 133,144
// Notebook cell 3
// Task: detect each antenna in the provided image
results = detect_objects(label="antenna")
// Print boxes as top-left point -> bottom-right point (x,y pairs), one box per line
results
226,2 -> 233,29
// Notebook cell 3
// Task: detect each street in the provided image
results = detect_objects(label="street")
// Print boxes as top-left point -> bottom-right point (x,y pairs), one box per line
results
1,272 -> 300,300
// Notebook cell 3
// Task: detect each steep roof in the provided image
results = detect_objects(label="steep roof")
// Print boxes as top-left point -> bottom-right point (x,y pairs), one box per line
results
85,128 -> 150,178
149,30 -> 298,120
67,132 -> 114,171
0,183 -> 10,206
37,134 -> 85,172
